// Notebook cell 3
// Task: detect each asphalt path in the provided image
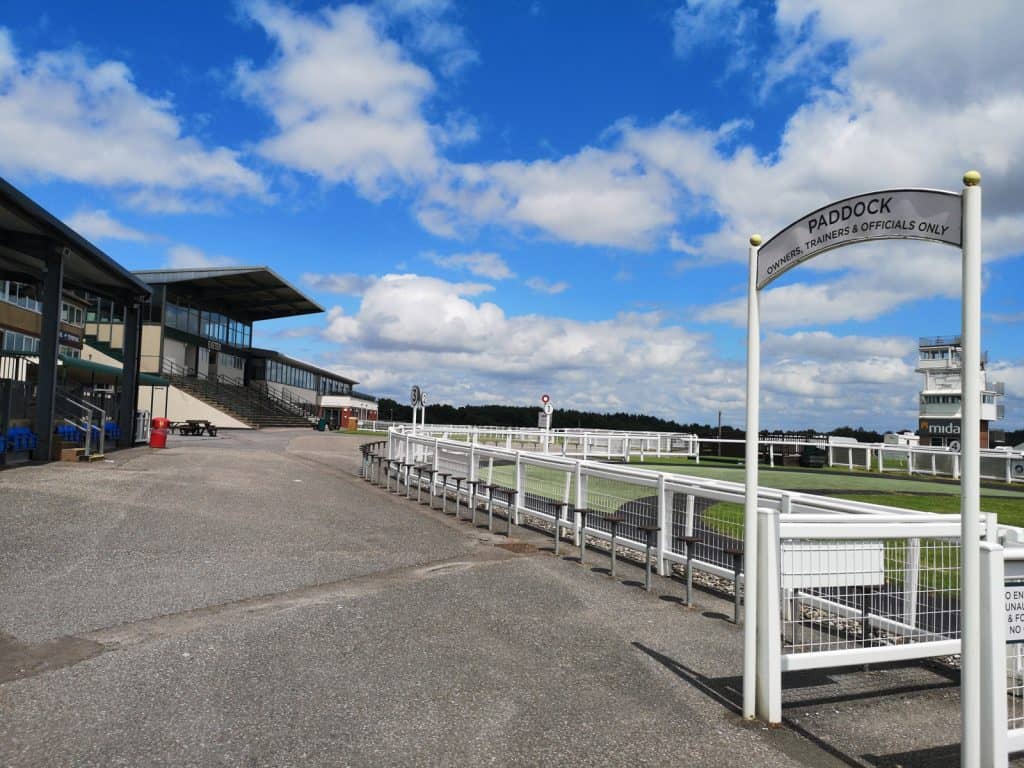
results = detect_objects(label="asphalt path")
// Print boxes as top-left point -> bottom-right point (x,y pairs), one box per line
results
0,429 -> 1011,766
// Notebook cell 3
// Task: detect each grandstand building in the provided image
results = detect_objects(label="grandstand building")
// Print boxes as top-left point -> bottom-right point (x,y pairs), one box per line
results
916,335 -> 1004,449
80,267 -> 378,429
1,176 -> 376,465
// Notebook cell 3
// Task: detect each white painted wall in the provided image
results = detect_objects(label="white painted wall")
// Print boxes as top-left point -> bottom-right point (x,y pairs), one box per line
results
138,385 -> 251,429
320,394 -> 377,411
265,381 -> 318,404
81,342 -> 122,368
164,337 -> 187,371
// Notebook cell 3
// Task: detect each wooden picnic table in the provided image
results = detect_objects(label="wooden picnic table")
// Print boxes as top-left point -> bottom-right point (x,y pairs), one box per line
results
174,419 -> 218,437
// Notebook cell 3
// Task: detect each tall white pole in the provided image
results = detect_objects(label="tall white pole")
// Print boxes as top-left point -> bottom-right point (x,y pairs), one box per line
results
960,170 -> 982,768
744,233 -> 762,720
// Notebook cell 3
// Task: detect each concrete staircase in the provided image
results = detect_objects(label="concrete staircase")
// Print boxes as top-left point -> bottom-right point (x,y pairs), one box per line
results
166,374 -> 314,429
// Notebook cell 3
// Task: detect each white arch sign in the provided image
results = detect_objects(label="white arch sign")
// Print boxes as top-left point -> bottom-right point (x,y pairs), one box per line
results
743,173 -> 983,768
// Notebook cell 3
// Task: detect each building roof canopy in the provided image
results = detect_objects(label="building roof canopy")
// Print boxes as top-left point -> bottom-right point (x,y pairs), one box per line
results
133,267 -> 323,322
248,347 -> 358,386
0,177 -> 152,301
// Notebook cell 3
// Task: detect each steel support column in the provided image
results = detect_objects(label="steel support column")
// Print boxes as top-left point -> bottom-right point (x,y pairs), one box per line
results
34,247 -> 64,462
118,302 -> 142,447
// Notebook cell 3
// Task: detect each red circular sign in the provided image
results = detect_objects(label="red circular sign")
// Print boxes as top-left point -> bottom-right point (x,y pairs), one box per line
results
541,394 -> 550,404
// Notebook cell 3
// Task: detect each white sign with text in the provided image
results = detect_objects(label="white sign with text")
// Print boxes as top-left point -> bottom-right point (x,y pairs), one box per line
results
757,189 -> 962,289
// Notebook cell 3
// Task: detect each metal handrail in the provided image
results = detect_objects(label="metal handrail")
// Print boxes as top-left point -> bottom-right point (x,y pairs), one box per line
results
56,393 -> 105,456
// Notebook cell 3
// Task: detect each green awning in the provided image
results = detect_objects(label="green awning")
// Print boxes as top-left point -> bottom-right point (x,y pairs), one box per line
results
140,372 -> 169,387
58,355 -> 168,387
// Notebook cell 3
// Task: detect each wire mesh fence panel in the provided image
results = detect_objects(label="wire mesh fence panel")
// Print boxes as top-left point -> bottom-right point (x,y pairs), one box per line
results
581,472 -> 656,545
682,499 -> 745,572
981,454 -> 1008,481
484,456 -> 517,490
436,445 -> 471,478
519,463 -> 574,521
912,450 -> 936,474
667,492 -> 738,576
407,439 -> 434,466
878,449 -> 908,473
1008,644 -> 1024,731
780,535 -> 961,655
831,446 -> 851,467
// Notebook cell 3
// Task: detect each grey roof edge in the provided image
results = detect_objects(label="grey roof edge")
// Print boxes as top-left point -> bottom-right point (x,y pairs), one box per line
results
132,266 -> 325,314
249,347 -> 358,386
0,177 -> 152,299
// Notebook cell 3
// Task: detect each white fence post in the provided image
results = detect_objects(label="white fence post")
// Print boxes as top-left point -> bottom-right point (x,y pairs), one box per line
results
756,506 -> 781,723
575,462 -> 584,546
903,538 -> 920,628
684,494 -> 695,537
514,451 -> 522,525
979,540 -> 1008,768
657,475 -> 669,576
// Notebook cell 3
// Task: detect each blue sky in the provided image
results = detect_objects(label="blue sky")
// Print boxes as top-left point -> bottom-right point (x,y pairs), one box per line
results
1,1 -> 1022,431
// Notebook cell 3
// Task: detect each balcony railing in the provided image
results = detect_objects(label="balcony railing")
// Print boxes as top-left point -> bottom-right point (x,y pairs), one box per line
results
919,334 -> 962,348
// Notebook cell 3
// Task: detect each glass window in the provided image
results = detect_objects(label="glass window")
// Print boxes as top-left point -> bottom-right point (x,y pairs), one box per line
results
2,331 -> 40,352
61,303 -> 85,326
2,282 -> 42,313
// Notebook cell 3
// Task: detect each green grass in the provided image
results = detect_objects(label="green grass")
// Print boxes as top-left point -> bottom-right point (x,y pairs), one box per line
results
702,492 -> 1024,533
643,460 -> 1024,498
832,492 -> 1024,528
701,497 -> 967,593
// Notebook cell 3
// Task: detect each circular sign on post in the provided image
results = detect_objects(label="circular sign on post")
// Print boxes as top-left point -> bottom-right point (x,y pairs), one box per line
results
1014,463 -> 1024,477
543,402 -> 553,415
541,394 -> 550,404
949,440 -> 961,453
410,385 -> 421,407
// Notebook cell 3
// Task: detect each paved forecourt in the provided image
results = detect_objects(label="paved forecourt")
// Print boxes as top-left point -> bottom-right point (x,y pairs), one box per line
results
0,430 -> 1014,766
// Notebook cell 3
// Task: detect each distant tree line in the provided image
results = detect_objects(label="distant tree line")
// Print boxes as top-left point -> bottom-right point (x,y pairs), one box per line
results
375,398 -> 892,442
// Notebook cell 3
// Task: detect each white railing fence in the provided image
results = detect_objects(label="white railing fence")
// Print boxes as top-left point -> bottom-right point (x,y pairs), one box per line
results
388,428 -> 991,586
369,421 -> 1024,483
386,426 -> 1021,626
977,542 -> 1024,766
376,425 -> 1024,762
754,508 -> 1002,722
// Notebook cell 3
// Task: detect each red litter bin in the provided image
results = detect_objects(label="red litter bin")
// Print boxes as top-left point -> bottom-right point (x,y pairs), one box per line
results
150,417 -> 170,449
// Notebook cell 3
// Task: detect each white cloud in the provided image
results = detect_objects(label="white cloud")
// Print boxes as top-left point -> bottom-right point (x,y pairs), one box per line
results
236,1 -> 440,200
301,272 -> 377,295
375,0 -> 479,77
427,251 -> 514,279
0,28 -> 266,205
314,273 -> 948,430
322,274 -> 710,412
671,0 -> 757,71
166,245 -> 238,269
525,276 -> 568,295
64,209 -> 150,242
419,147 -> 677,248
